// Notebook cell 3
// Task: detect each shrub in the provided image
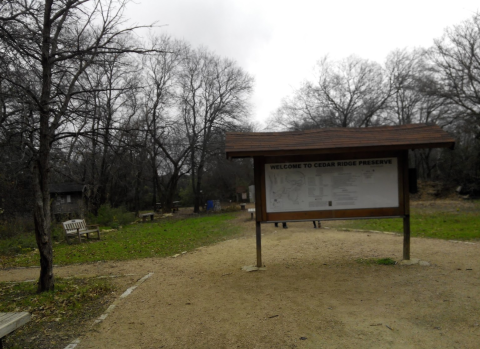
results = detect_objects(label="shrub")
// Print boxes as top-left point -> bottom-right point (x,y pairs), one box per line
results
221,203 -> 239,212
0,232 -> 36,255
179,186 -> 195,206
87,204 -> 134,229
0,218 -> 71,255
0,216 -> 35,239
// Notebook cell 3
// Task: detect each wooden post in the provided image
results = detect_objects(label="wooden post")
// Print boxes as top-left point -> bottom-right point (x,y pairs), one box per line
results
256,221 -> 262,267
253,156 -> 265,268
402,150 -> 411,260
403,214 -> 411,260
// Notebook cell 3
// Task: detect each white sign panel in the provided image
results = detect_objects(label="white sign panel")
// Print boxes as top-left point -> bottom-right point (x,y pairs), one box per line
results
265,158 -> 398,213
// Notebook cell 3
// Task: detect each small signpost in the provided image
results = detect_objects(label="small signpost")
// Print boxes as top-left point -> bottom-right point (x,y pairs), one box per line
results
226,124 -> 455,267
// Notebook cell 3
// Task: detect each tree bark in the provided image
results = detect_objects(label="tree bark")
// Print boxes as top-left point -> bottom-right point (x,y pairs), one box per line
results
32,160 -> 54,292
162,172 -> 180,213
134,170 -> 141,217
193,162 -> 205,213
32,0 -> 55,292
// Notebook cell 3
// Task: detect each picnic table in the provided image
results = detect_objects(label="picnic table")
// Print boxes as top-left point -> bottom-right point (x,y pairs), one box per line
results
0,312 -> 31,348
172,201 -> 181,213
140,212 -> 155,222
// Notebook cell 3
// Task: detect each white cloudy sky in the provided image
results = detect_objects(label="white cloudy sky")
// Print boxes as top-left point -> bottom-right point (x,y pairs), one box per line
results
128,0 -> 479,126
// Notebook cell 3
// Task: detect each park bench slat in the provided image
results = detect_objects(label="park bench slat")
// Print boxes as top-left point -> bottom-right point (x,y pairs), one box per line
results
0,312 -> 31,339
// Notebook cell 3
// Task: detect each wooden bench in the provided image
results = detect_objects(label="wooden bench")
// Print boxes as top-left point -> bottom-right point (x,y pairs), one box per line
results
0,312 -> 31,348
248,208 -> 256,220
140,212 -> 155,222
62,219 -> 100,243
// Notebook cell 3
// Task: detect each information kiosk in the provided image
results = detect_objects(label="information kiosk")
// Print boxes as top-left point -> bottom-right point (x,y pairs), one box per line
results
225,124 -> 455,267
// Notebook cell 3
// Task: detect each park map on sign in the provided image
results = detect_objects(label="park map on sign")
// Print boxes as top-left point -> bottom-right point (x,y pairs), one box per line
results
265,158 -> 399,213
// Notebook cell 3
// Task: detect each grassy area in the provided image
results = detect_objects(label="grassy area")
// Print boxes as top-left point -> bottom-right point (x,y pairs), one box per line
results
0,277 -> 116,349
0,212 -> 242,347
1,212 -> 241,268
0,202 -> 478,348
337,202 -> 480,240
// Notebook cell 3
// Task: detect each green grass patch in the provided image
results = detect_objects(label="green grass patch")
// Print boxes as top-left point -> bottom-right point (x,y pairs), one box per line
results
0,205 -> 136,258
338,207 -> 480,241
0,225 -> 63,256
0,277 -> 115,349
2,212 -> 241,268
356,257 -> 397,265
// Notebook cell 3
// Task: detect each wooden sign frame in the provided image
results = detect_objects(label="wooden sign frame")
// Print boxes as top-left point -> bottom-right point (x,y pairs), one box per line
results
253,150 -> 411,267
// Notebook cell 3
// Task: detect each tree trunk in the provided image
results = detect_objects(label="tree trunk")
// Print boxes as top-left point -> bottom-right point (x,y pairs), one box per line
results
33,0 -> 54,292
193,163 -> 204,213
193,192 -> 201,213
152,160 -> 158,210
89,96 -> 100,215
162,169 -> 180,213
31,145 -> 54,292
420,149 -> 434,179
134,170 -> 141,217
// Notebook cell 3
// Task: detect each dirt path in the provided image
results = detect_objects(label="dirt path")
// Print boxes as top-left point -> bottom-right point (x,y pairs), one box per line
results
2,219 -> 479,349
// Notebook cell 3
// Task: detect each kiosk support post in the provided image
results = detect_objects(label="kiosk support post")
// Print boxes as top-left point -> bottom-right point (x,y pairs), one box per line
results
403,215 -> 411,260
256,221 -> 262,267
402,150 -> 411,260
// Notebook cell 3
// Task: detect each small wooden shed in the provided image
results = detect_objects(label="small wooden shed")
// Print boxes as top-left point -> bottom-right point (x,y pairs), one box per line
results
49,183 -> 86,219
226,124 -> 455,266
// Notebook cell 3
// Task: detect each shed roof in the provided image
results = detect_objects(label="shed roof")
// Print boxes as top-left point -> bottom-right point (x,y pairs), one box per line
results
226,124 -> 455,158
49,183 -> 85,194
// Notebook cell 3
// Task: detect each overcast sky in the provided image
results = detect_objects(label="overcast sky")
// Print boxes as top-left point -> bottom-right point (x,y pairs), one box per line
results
128,0 -> 480,127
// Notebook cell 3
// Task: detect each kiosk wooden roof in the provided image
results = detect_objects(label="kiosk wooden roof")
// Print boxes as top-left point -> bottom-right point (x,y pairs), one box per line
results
226,124 -> 455,158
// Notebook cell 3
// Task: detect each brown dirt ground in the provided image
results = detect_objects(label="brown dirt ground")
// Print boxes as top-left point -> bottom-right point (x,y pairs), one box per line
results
1,203 -> 480,349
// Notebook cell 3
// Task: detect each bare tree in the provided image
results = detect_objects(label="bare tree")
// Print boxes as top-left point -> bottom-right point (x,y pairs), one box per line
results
383,48 -> 455,178
82,50 -> 141,214
384,49 -> 427,125
268,83 -> 328,131
314,56 -> 392,127
142,35 -> 190,212
428,13 -> 480,132
153,124 -> 190,212
425,13 -> 480,189
178,48 -> 254,212
0,0 -> 155,292
270,55 -> 391,131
